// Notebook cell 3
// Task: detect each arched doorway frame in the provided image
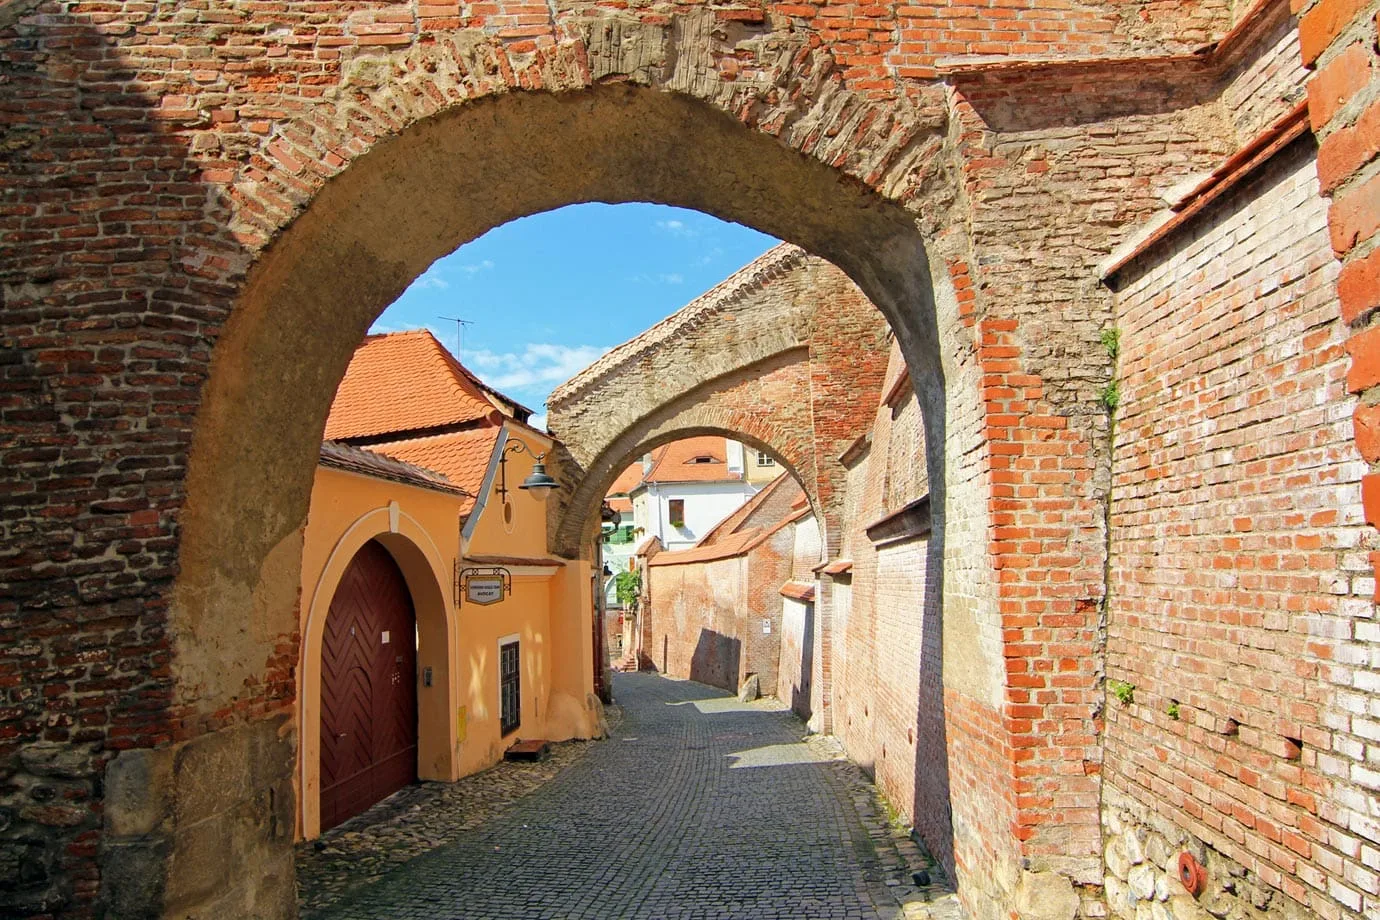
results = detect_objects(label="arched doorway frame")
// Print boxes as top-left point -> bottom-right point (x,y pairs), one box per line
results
298,503 -> 459,841
167,82 -> 982,919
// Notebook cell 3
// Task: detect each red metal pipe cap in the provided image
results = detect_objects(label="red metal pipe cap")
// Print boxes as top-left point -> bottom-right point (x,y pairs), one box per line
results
1178,852 -> 1206,896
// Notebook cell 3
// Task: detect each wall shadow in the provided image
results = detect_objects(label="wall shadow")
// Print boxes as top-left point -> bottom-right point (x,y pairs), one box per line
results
914,391 -> 954,879
688,628 -> 742,694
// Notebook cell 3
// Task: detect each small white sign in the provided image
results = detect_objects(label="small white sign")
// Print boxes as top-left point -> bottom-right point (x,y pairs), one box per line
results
467,577 -> 506,606
381,630 -> 390,644
762,619 -> 772,635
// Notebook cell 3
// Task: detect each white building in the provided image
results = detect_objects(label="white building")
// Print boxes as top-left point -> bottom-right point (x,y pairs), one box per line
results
625,437 -> 760,552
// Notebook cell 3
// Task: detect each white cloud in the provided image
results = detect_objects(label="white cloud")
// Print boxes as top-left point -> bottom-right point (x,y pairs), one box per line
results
528,413 -> 548,432
410,269 -> 450,291
460,259 -> 494,275
655,219 -> 694,236
625,272 -> 685,285
466,343 -> 611,392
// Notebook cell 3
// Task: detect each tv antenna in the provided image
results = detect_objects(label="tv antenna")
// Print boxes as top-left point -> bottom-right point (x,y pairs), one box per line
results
438,316 -> 474,360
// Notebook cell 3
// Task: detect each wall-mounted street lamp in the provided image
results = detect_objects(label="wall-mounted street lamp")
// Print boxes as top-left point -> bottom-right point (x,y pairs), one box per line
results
600,501 -> 622,528
497,437 -> 558,503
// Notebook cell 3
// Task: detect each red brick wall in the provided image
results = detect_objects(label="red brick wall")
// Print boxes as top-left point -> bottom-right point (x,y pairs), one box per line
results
1302,0 -> 1380,908
645,557 -> 750,691
830,343 -> 962,880
1108,138 -> 1370,915
645,524 -> 798,697
0,0 -> 1366,915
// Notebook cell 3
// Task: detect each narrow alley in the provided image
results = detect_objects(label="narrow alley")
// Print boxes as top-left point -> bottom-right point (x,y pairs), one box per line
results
297,673 -> 956,920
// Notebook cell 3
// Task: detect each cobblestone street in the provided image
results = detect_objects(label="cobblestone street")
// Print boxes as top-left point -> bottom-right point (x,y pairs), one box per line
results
298,673 -> 959,920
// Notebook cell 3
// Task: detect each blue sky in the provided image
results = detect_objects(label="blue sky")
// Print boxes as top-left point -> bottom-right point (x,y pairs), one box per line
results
370,203 -> 779,428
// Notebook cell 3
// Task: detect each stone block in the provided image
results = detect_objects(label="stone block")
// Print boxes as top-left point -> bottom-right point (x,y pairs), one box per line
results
98,838 -> 169,919
1168,894 -> 1210,920
104,746 -> 174,838
161,810 -> 235,911
1106,837 -> 1132,881
1121,826 -> 1146,866
18,742 -> 96,781
1014,869 -> 1079,920
1128,864 -> 1157,900
171,723 -> 254,826
1106,876 -> 1135,918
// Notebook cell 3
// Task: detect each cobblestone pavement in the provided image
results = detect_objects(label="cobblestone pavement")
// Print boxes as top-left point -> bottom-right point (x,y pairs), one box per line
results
299,673 -> 962,920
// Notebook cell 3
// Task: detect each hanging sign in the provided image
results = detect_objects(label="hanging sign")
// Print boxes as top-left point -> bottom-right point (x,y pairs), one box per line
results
457,566 -> 511,606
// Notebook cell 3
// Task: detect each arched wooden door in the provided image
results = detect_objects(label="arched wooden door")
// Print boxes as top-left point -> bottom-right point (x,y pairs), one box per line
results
319,539 -> 418,831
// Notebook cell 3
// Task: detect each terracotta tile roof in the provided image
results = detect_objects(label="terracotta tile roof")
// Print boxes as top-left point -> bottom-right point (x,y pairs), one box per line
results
779,581 -> 817,602
698,472 -> 794,546
606,496 -> 633,514
324,330 -> 501,441
451,363 -> 536,421
648,504 -> 811,567
607,462 -> 645,497
641,436 -> 741,484
318,441 -> 471,497
367,427 -> 502,513
648,527 -> 763,566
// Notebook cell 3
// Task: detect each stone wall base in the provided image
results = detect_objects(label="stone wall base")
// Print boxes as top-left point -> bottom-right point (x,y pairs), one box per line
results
101,715 -> 295,919
1102,784 -> 1310,920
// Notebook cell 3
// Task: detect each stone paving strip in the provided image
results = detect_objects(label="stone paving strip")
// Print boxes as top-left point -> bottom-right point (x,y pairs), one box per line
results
296,673 -> 963,919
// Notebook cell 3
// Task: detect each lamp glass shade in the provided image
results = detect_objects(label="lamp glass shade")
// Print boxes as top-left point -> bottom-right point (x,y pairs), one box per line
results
518,461 -> 558,500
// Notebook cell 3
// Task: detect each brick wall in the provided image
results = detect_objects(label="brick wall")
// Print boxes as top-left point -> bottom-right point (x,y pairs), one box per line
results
0,0 -> 1365,915
645,522 -> 802,696
551,249 -> 888,563
830,340 -> 962,883
1299,0 -> 1380,903
1108,135 -> 1373,916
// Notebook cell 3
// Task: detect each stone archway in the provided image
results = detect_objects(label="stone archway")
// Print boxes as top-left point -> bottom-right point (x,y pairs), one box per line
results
546,245 -> 891,561
170,83 -> 957,920
4,2 -> 1147,916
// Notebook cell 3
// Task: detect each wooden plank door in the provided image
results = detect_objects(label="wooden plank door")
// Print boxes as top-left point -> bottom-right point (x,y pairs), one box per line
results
319,540 -> 418,832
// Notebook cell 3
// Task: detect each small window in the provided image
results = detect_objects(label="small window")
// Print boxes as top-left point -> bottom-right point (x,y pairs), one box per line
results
756,451 -> 776,467
690,455 -> 715,464
499,640 -> 520,735
668,499 -> 685,527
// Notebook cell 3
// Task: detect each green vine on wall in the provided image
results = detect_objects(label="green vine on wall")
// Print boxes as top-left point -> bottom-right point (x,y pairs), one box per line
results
1107,678 -> 1135,706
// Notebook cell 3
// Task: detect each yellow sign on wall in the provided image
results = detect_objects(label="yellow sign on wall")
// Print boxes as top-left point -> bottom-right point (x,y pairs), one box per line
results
457,566 -> 511,606
457,705 -> 467,743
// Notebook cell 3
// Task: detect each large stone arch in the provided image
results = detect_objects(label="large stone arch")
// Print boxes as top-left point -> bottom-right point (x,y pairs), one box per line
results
168,79 -> 959,920
11,0 -> 1320,917
180,78 -> 951,720
548,246 -> 891,559
561,356 -> 824,551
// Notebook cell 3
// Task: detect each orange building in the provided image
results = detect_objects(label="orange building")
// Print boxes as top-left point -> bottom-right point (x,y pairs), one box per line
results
294,331 -> 600,840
